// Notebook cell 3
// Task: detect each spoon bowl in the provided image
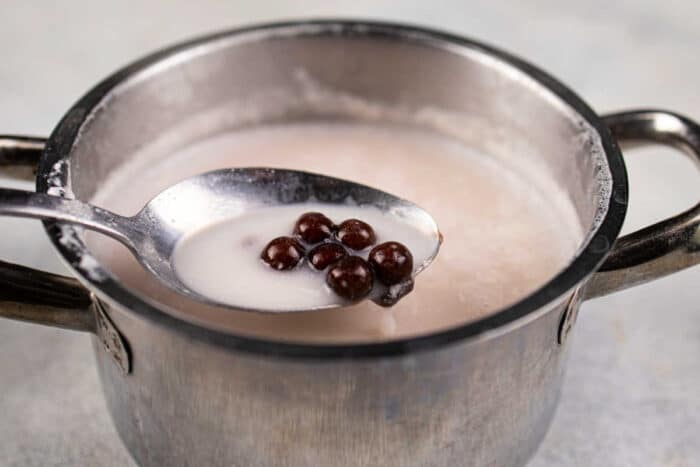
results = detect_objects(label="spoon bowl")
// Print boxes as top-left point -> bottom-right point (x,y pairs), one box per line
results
0,168 -> 441,312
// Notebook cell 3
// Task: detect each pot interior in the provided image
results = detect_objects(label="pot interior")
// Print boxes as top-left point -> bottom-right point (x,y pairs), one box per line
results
56,23 -> 612,343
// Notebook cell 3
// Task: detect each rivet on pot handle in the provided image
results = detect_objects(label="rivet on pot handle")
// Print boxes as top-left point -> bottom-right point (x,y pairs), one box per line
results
584,110 -> 700,299
0,136 -> 130,374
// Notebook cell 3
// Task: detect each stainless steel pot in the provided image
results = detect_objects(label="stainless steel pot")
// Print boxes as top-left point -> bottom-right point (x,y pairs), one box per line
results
1,21 -> 699,467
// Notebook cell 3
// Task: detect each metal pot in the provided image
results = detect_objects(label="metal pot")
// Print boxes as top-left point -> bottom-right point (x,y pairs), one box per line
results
1,21 -> 699,467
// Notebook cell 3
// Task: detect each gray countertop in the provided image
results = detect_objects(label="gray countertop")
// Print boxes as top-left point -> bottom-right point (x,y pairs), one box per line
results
1,1 -> 699,466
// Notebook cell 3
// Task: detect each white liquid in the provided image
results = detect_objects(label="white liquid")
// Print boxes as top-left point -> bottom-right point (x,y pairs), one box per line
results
172,203 -> 436,310
88,123 -> 583,342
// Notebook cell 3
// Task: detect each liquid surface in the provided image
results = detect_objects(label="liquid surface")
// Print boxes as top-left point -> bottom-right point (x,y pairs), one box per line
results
172,203 -> 436,310
88,123 -> 582,342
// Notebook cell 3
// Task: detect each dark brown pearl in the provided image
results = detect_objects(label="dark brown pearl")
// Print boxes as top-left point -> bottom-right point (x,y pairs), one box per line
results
369,241 -> 414,285
336,219 -> 376,250
326,256 -> 374,301
376,278 -> 415,307
308,243 -> 348,271
260,236 -> 305,270
294,212 -> 335,244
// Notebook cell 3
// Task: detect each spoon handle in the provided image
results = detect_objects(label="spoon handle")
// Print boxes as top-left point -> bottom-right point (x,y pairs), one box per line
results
0,188 -> 135,247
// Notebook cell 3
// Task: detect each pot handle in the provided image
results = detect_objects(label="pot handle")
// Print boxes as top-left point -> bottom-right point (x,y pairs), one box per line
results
0,136 -> 129,373
0,135 -> 96,332
584,110 -> 700,299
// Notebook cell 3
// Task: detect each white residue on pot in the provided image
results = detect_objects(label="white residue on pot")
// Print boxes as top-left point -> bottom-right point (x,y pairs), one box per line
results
77,253 -> 108,281
46,159 -> 73,199
57,223 -> 108,281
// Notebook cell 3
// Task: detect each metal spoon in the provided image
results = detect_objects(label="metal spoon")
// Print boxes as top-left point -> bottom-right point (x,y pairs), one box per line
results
0,168 -> 441,312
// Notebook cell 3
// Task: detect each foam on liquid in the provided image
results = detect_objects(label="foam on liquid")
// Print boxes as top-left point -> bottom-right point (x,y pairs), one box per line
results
172,203 -> 436,310
88,123 -> 583,342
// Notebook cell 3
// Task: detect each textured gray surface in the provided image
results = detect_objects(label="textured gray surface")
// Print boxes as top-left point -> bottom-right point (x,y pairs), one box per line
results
1,1 -> 699,466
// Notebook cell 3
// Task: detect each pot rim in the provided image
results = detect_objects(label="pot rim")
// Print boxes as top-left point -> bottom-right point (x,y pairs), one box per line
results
37,19 -> 628,359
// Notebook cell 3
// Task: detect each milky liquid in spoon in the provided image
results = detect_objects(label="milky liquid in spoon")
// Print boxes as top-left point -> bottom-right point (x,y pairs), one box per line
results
172,203 -> 435,311
88,123 -> 583,342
